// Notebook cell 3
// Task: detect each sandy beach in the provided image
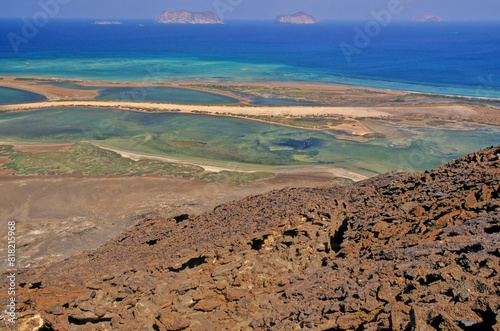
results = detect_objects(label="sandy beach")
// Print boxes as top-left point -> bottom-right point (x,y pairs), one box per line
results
0,99 -> 397,117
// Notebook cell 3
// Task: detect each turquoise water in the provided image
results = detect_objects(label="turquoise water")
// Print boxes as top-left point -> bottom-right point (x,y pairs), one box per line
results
0,107 -> 498,175
95,86 -> 240,104
1,21 -> 499,98
0,86 -> 47,105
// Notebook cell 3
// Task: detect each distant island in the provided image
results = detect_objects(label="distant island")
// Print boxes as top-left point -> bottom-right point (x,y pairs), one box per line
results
93,20 -> 122,25
410,14 -> 447,22
155,10 -> 223,24
275,12 -> 317,24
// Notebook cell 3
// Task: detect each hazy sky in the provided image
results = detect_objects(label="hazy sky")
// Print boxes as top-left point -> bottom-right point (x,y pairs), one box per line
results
1,0 -> 499,21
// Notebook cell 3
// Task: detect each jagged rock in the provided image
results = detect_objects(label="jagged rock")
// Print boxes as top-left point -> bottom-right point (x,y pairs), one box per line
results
157,311 -> 191,330
47,305 -> 64,315
193,300 -> 221,312
390,302 -> 411,330
377,283 -> 398,303
225,288 -> 249,301
464,191 -> 478,209
135,299 -> 159,319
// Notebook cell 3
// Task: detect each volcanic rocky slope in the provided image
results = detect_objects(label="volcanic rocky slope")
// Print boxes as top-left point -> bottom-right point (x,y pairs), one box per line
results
155,10 -> 223,24
4,147 -> 500,330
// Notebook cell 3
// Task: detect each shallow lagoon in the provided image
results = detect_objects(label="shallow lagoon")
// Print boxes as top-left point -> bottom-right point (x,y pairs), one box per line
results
0,86 -> 47,105
95,86 -> 240,104
42,82 -> 316,105
40,82 -> 240,104
0,107 -> 498,175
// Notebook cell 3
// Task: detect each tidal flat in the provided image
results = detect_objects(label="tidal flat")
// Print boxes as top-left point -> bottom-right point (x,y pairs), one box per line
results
0,107 -> 498,176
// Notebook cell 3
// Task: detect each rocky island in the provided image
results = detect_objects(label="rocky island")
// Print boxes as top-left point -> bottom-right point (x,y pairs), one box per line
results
4,146 -> 500,330
411,14 -> 447,22
275,11 -> 318,24
93,20 -> 122,25
155,10 -> 223,24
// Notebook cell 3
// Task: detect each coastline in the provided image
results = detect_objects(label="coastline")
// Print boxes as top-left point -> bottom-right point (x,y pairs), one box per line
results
2,75 -> 499,148
1,71 -> 500,100
0,99 -> 484,136
1,75 -> 494,128
2,74 -> 500,101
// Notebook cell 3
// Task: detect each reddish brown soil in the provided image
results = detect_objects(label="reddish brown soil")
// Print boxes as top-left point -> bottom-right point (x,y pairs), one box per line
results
0,168 -> 337,272
11,143 -> 73,153
0,157 -> 13,175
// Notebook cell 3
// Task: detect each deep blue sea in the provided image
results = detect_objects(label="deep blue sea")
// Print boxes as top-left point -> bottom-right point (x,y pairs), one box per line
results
1,19 -> 499,98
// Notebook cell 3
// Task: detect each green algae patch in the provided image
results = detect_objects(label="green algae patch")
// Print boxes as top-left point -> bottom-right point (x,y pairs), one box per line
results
0,143 -> 203,177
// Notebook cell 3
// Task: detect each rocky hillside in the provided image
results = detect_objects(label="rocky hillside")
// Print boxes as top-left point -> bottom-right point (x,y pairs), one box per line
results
3,146 -> 500,330
155,10 -> 223,24
275,12 -> 317,24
